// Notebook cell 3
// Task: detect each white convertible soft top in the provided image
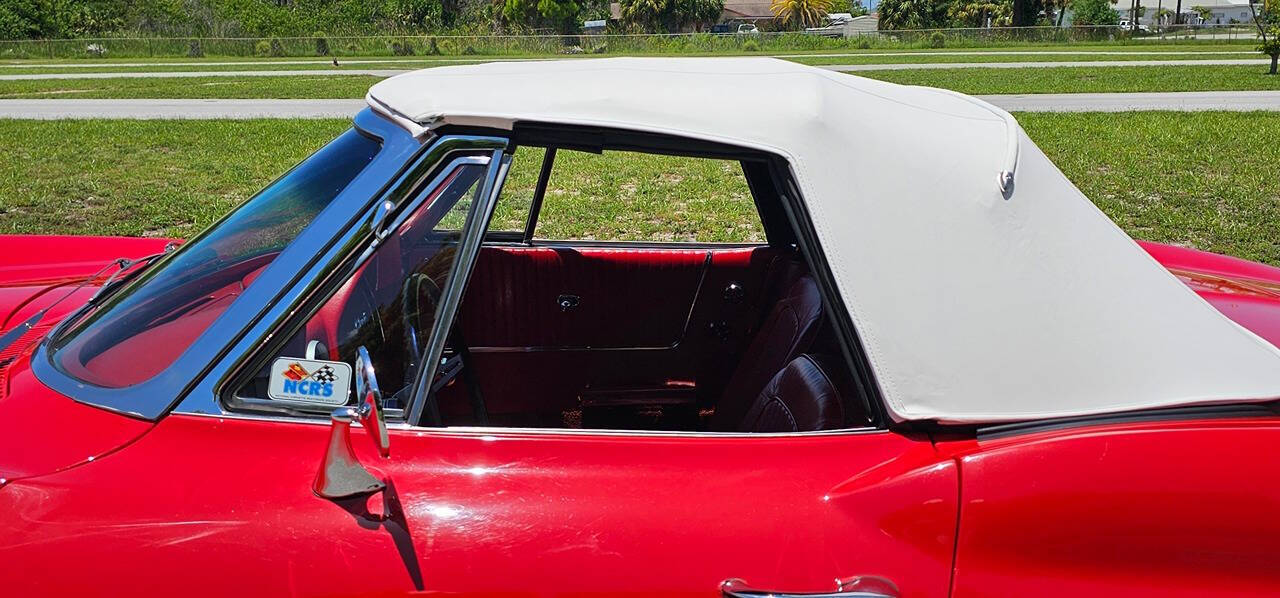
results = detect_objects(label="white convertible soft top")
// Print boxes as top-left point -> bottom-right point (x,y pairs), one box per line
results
367,57 -> 1280,424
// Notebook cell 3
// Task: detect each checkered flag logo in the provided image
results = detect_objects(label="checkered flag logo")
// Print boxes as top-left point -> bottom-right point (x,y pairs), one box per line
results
310,365 -> 338,383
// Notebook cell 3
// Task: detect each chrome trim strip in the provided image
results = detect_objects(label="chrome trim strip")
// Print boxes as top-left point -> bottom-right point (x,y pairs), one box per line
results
174,409 -> 880,439
406,148 -> 508,426
468,344 -> 680,353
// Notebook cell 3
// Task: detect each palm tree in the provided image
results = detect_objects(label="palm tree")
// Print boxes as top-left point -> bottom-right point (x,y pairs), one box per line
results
770,0 -> 835,29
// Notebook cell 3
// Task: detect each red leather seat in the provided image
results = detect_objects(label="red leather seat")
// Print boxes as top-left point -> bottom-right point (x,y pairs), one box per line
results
710,272 -> 824,431
737,355 -> 846,432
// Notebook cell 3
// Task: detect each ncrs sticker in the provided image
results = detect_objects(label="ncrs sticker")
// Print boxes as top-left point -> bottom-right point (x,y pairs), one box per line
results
267,357 -> 352,406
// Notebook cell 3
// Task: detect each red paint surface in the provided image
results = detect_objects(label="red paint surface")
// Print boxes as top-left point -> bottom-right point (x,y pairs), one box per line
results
3,235 -> 1280,595
1,415 -> 957,596
0,343 -> 152,481
938,417 -> 1280,597
0,235 -> 175,287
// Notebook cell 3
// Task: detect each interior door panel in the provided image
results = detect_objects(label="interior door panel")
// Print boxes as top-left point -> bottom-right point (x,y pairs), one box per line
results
460,246 -> 708,349
452,244 -> 785,424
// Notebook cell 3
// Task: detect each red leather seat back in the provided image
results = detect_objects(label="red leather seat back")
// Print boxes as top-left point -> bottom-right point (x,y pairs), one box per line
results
710,273 -> 823,430
737,354 -> 848,432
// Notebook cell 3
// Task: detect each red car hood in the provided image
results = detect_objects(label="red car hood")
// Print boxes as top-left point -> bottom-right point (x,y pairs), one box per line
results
1138,241 -> 1280,348
1,235 -> 1280,482
0,235 -> 174,483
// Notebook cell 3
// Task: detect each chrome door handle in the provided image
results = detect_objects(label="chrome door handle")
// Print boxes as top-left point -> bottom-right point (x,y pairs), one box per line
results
721,576 -> 899,598
557,294 -> 580,311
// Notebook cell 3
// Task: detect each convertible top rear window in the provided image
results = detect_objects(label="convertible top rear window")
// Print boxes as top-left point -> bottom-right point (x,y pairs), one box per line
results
50,128 -> 381,389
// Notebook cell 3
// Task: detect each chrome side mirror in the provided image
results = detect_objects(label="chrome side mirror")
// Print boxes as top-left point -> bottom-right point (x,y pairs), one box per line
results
354,346 -> 389,458
313,347 -> 390,499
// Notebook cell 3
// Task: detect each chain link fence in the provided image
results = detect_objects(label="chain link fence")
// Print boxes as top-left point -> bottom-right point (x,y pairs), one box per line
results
0,25 -> 1261,60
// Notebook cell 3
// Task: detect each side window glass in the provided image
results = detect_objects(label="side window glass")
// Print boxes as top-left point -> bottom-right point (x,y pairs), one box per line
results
534,150 -> 766,243
488,146 -> 544,234
234,158 -> 492,411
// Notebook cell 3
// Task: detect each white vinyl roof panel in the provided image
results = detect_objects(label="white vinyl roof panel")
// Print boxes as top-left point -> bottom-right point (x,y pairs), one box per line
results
368,57 -> 1280,423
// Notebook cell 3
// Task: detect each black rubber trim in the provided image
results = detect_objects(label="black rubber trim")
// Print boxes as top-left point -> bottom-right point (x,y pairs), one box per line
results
977,403 -> 1280,441
523,147 -> 556,243
768,159 -> 886,428
742,160 -> 795,246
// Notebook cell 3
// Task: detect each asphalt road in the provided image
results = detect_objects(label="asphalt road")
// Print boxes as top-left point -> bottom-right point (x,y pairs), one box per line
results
2,58 -> 1271,80
0,98 -> 368,119
0,50 -> 1254,70
822,58 -> 1271,71
980,90 -> 1280,111
1,92 -> 1276,119
0,68 -> 408,80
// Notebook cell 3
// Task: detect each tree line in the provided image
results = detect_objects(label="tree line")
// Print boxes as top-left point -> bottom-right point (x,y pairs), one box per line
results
876,0 -> 1120,29
0,0 -> 756,39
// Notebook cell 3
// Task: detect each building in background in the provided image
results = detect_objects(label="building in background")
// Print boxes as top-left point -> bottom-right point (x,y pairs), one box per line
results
720,0 -> 777,24
1184,0 -> 1259,24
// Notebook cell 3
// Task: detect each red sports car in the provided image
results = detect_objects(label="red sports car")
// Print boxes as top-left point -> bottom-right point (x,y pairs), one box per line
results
3,59 -> 1280,597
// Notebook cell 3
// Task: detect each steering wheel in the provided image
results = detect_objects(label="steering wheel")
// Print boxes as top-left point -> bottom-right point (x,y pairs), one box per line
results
398,269 -> 488,426
400,271 -> 442,384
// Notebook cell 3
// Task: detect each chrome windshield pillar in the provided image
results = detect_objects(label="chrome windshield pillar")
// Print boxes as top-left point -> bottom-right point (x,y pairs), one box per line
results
405,148 -> 510,426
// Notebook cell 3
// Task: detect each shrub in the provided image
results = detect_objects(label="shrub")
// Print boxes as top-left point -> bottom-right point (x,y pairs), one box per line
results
462,45 -> 477,55
1260,25 -> 1280,75
1071,0 -> 1120,26
437,39 -> 458,55
187,40 -> 204,58
269,37 -> 285,57
254,40 -> 272,56
742,38 -> 760,52
425,37 -> 440,55
313,32 -> 329,56
856,37 -> 872,49
390,40 -> 415,56
928,31 -> 946,48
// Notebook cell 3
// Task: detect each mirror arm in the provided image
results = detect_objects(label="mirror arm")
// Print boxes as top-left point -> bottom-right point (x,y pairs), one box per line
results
313,407 -> 385,499
313,345 -> 390,500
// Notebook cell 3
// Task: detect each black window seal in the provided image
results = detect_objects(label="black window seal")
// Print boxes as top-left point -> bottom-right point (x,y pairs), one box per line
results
974,403 -> 1280,441
434,123 -> 889,427
768,159 -> 887,428
523,147 -> 557,244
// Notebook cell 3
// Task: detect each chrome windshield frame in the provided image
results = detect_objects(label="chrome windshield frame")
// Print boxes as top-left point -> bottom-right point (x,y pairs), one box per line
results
170,129 -> 510,422
31,109 -> 485,421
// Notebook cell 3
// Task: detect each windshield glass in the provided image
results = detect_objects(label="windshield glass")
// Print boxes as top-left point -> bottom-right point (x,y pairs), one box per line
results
51,128 -> 382,388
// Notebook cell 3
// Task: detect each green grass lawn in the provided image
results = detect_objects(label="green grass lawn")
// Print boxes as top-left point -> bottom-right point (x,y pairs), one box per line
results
1,112 -> 1277,265
0,74 -> 382,99
789,51 -> 1260,66
6,64 -> 1280,99
856,65 -> 1280,94
0,58 -> 487,75
0,42 -> 1258,74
